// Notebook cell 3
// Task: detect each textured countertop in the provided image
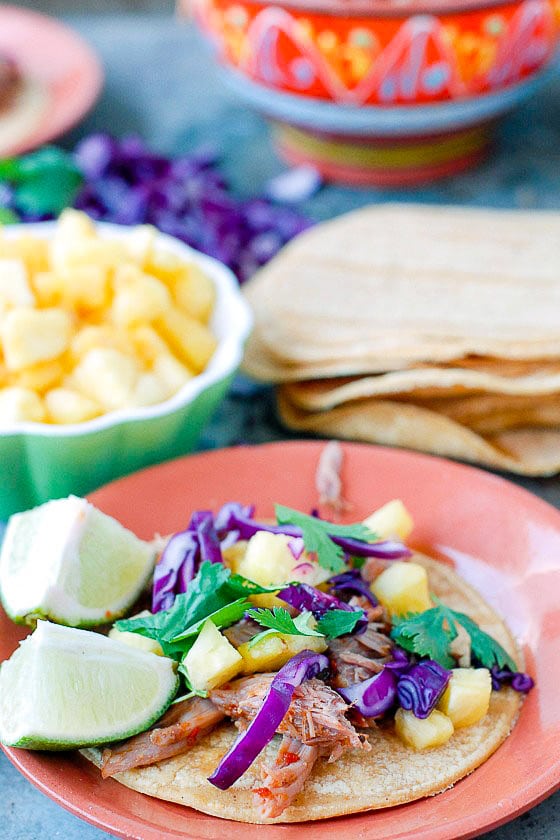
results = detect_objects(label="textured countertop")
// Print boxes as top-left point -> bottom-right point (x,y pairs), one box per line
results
1,11 -> 560,840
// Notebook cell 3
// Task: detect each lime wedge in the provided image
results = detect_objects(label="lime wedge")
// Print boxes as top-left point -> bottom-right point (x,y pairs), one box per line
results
0,496 -> 155,627
0,620 -> 179,749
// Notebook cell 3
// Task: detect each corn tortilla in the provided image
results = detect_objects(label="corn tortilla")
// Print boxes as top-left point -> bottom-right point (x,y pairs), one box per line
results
82,555 -> 523,824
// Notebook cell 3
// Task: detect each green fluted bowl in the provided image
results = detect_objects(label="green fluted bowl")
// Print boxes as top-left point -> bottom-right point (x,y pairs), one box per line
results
0,222 -> 253,519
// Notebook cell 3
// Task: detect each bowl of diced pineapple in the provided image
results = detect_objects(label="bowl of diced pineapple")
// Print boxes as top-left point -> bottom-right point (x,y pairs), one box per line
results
0,210 -> 252,519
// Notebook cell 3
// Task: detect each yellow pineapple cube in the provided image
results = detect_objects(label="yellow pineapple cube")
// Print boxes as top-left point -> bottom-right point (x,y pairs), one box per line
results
111,264 -> 171,328
146,249 -> 184,285
125,225 -> 156,266
45,387 -> 102,424
238,633 -> 327,674
0,386 -> 46,424
169,263 -> 216,324
363,500 -> 414,541
0,235 -> 49,274
437,668 -> 492,728
0,259 -> 35,314
70,325 -> 134,360
395,708 -> 454,750
249,593 -> 288,610
131,372 -> 172,407
129,325 -> 170,364
183,619 -> 243,691
60,265 -> 110,312
49,209 -> 96,269
222,540 -> 249,573
12,359 -> 65,394
2,307 -> 73,371
235,531 -> 330,588
70,347 -> 139,411
152,353 -> 194,393
371,561 -> 432,616
155,308 -> 217,373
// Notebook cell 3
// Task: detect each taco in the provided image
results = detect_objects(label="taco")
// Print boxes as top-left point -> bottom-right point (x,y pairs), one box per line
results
78,499 -> 531,824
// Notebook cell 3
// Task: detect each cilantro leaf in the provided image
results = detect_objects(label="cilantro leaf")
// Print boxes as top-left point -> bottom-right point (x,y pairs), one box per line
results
391,607 -> 457,669
275,505 -> 373,573
448,609 -> 517,671
315,609 -> 365,638
248,607 -> 324,638
171,598 -> 251,642
116,562 -> 235,657
226,574 -> 283,597
0,147 -> 83,216
391,601 -> 518,671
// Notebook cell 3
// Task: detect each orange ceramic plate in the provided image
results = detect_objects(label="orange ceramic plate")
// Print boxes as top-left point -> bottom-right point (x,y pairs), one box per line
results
0,5 -> 102,156
1,441 -> 560,840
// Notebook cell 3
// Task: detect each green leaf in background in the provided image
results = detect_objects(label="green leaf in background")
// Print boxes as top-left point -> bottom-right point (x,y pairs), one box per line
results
0,207 -> 19,224
0,146 -> 83,218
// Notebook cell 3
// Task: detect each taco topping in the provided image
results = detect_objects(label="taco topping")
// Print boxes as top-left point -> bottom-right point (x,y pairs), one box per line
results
0,489 -> 535,822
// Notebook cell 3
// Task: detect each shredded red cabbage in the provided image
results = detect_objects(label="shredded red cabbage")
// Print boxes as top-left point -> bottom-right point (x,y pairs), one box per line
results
207,650 -> 329,789
278,582 -> 353,617
491,665 -> 534,693
329,570 -> 379,607
337,667 -> 398,718
396,660 -> 450,718
72,134 -> 313,282
152,510 -> 223,613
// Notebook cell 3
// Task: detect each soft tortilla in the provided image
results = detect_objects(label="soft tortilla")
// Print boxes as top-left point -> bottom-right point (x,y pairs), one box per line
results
277,391 -> 560,477
82,555 -> 523,823
242,204 -> 560,377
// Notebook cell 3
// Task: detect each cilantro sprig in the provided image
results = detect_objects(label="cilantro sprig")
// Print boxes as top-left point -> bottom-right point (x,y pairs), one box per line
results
116,562 -> 272,659
247,605 -> 365,646
0,147 -> 83,217
275,505 -> 374,574
391,599 -> 516,671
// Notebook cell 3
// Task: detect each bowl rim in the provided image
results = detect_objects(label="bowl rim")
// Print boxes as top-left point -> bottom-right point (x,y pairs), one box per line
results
213,0 -> 523,22
0,220 -> 253,438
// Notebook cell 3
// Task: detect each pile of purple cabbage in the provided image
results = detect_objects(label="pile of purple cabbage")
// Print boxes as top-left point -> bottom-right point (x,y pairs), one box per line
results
0,135 -> 316,282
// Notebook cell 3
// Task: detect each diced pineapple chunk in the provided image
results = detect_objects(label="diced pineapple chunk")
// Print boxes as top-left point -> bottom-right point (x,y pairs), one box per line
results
70,348 -> 139,411
168,263 -> 216,324
0,259 -> 35,314
222,540 -> 249,572
155,308 -> 217,373
0,234 -> 49,274
67,265 -> 110,311
249,593 -> 288,610
152,353 -> 194,393
363,500 -> 414,541
371,561 -> 432,617
70,325 -> 134,360
183,619 -> 242,691
12,359 -> 65,394
0,386 -> 46,424
131,372 -> 172,407
146,249 -> 184,285
235,531 -> 330,588
109,612 -> 163,655
111,264 -> 172,328
437,668 -> 492,728
238,633 -> 327,674
395,708 -> 454,750
49,209 -> 96,269
129,325 -> 170,365
125,225 -> 156,266
2,307 -> 73,370
45,387 -> 102,424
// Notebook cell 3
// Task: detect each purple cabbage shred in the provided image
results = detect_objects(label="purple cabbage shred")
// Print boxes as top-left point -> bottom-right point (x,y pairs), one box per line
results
337,667 -> 398,718
491,666 -> 534,694
329,570 -> 379,606
71,134 -> 313,282
396,660 -> 450,719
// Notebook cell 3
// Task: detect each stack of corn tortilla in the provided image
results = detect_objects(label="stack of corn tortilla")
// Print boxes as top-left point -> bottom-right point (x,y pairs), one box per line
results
241,204 -> 560,476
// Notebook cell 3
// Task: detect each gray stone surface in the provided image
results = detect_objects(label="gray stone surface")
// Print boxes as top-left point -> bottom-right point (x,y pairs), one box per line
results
0,10 -> 559,840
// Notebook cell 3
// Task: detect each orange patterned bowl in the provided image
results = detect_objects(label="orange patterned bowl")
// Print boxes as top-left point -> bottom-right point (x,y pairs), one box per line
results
187,0 -> 560,185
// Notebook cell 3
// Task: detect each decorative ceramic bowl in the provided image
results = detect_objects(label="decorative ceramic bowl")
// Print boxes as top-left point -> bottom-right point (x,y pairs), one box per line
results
0,222 -> 252,520
188,0 -> 560,184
